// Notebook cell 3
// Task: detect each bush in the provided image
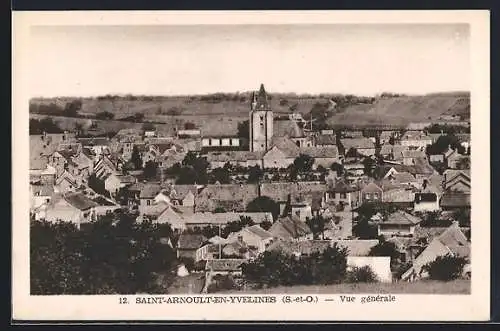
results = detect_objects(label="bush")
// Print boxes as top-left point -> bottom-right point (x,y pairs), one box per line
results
207,274 -> 240,293
345,266 -> 378,283
423,254 -> 468,281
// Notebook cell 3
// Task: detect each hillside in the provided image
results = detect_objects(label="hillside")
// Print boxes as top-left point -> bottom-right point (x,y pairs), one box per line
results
29,91 -> 470,133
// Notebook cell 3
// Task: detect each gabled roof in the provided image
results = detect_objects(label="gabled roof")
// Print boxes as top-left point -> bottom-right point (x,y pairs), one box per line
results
183,212 -> 273,226
300,146 -> 339,159
383,211 -> 422,225
389,172 -> 416,183
360,182 -> 383,193
402,150 -> 426,159
332,239 -> 380,256
315,134 -> 336,146
341,137 -> 375,150
63,192 -> 99,210
273,120 -> 304,138
195,184 -> 259,212
267,136 -> 301,158
380,144 -> 408,156
440,192 -> 471,208
243,224 -> 273,239
268,216 -> 311,239
259,182 -> 327,203
178,234 -> 207,250
139,183 -> 162,199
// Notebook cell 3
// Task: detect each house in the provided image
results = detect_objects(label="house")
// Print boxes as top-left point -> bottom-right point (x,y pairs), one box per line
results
30,161 -> 57,186
360,182 -> 383,203
44,192 -> 98,228
221,239 -> 258,259
177,234 -> 207,260
195,243 -> 221,262
377,211 -> 422,237
382,187 -> 416,207
341,137 -> 376,157
324,180 -> 361,210
268,216 -> 312,240
379,144 -> 408,161
384,171 -> 418,187
400,131 -> 433,149
104,173 -> 136,195
401,222 -> 470,281
195,184 -> 259,213
300,146 -> 340,169
139,201 -> 170,220
155,205 -> 186,229
333,239 -> 380,256
445,149 -> 469,169
55,170 -> 78,193
201,136 -> 241,149
262,137 -> 299,169
344,163 -> 365,177
414,192 -> 440,212
205,259 -> 246,278
266,239 -> 331,256
429,153 -> 445,163
206,151 -> 263,169
401,150 -> 427,166
443,170 -> 470,192
93,155 -> 119,180
379,131 -> 394,144
139,183 -> 162,214
289,198 -> 313,222
30,184 -> 54,210
259,182 -> 327,213
440,192 -> 470,210
78,137 -> 111,156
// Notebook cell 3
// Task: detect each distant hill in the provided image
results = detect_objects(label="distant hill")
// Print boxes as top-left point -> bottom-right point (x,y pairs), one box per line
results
30,91 -> 470,130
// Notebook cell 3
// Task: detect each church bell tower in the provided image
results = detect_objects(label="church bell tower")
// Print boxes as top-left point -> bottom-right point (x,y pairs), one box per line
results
249,84 -> 273,152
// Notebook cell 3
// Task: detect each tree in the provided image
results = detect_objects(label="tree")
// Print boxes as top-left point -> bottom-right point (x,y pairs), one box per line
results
352,217 -> 378,239
345,266 -> 378,283
330,162 -> 344,177
362,157 -> 376,177
246,196 -> 280,221
452,208 -> 471,228
30,214 -> 177,295
368,237 -> 401,269
293,154 -> 314,173
247,165 -> 264,183
423,254 -> 468,281
143,160 -> 158,180
210,167 -> 231,184
130,146 -> 143,170
29,118 -> 64,134
306,215 -> 327,240
64,99 -> 82,117
96,111 -> 115,120
88,173 -> 107,196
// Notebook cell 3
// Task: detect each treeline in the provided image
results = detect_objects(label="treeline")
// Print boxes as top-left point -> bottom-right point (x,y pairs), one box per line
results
29,118 -> 64,134
30,214 -> 177,295
30,100 -> 82,117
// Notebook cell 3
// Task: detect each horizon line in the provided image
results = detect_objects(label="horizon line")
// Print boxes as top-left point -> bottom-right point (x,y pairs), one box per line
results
30,89 -> 471,100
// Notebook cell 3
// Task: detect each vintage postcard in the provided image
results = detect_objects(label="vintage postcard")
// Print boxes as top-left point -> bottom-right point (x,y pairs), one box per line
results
12,10 -> 490,321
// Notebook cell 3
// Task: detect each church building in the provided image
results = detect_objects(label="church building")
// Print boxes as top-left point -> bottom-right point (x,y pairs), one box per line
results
249,84 -> 274,152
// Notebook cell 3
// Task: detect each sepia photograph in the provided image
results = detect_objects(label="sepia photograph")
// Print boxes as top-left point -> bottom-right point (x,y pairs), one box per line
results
12,10 -> 490,321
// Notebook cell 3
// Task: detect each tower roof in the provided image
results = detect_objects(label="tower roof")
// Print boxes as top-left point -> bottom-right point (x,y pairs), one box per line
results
253,83 -> 271,111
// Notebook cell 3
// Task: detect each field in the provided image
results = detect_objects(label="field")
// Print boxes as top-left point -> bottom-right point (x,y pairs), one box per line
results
30,91 -> 470,135
221,279 -> 471,295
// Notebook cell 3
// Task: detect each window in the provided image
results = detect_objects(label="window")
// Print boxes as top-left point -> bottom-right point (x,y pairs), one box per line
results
373,193 -> 379,200
340,192 -> 347,199
364,193 -> 371,200
147,200 -> 151,206
229,139 -> 233,146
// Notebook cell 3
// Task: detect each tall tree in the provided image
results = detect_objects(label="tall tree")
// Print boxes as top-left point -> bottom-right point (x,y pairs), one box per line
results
130,145 -> 143,170
246,196 -> 280,221
143,160 -> 158,180
306,215 -> 327,240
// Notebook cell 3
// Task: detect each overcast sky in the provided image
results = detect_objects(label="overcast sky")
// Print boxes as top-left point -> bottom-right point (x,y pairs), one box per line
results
29,24 -> 470,97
